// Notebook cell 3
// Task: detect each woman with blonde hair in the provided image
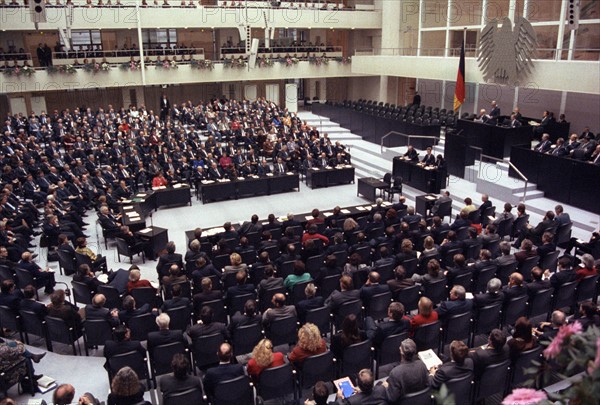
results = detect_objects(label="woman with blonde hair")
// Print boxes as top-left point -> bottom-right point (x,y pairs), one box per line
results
223,252 -> 248,274
288,323 -> 327,368
246,339 -> 285,382
107,366 -> 150,405
409,296 -> 438,336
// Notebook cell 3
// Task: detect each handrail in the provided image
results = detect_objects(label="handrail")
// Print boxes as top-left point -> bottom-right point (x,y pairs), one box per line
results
380,131 -> 439,154
468,146 -> 529,203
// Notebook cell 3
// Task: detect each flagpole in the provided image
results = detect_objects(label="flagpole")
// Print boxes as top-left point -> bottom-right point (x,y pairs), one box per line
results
459,27 -> 467,117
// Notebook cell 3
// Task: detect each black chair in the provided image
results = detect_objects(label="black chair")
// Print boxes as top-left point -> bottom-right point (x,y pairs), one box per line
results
149,341 -> 187,380
0,305 -> 23,341
201,299 -> 228,324
192,333 -> 225,371
97,284 -> 124,310
266,315 -> 298,347
485,239 -> 501,258
211,375 -> 254,405
575,275 -> 599,304
333,299 -> 362,331
306,254 -> 325,278
413,321 -> 441,353
107,350 -> 151,387
471,303 -> 502,346
212,254 -> 230,271
481,206 -> 496,227
74,251 -> 94,270
100,223 -> 119,249
14,268 -> 39,299
510,345 -> 543,388
163,387 -> 206,405
455,226 -> 470,241
56,249 -> 77,276
232,323 -> 263,356
445,375 -> 473,405
300,351 -> 336,390
474,360 -> 510,402
82,319 -> 114,354
71,280 -> 94,306
239,250 -> 257,266
340,339 -> 373,378
442,311 -> 472,352
436,200 -> 452,221
258,286 -> 286,313
472,265 -> 497,294
0,265 -> 13,282
402,258 -> 419,278
381,173 -> 393,199
45,316 -> 82,355
451,272 -> 473,292
397,386 -> 433,405
19,309 -> 49,349
305,306 -> 331,336
496,262 -> 518,285
555,222 -> 573,249
127,313 -> 158,341
366,292 -> 392,320
290,280 -> 312,304
377,332 -> 407,377
228,292 -> 255,316
256,363 -> 298,403
131,287 -> 160,308
511,215 -> 529,240
395,284 -> 420,313
528,288 -> 553,320
422,279 -> 448,307
115,237 -> 145,264
552,280 -> 578,312
163,280 -> 192,300
375,262 -> 395,283
165,305 -> 192,331
443,248 -> 463,269
502,295 -> 528,327
319,274 -> 340,300
277,260 -> 295,280
387,176 -> 403,202
464,243 -> 482,261
539,251 -> 559,273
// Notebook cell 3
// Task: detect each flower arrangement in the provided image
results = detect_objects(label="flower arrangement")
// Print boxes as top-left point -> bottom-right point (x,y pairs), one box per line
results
156,59 -> 178,69
3,65 -> 36,77
283,57 -> 299,66
100,61 -> 110,71
82,62 -> 102,73
309,56 -> 329,66
223,58 -> 246,69
191,59 -> 214,70
258,57 -> 274,68
504,323 -> 600,405
334,56 -> 351,64
120,60 -> 140,71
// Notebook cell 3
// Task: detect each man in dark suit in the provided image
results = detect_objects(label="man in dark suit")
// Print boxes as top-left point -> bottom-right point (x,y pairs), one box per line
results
430,191 -> 451,217
156,241 -> 184,280
161,283 -> 190,312
402,145 -> 419,162
159,353 -> 203,397
118,295 -> 155,325
383,338 -> 429,402
359,271 -> 390,309
502,272 -> 528,302
98,206 -> 121,233
364,302 -> 410,348
225,270 -> 255,308
340,369 -> 387,405
535,133 -> 552,153
104,324 -> 146,371
192,277 -> 222,314
469,329 -> 509,378
295,283 -> 324,324
202,343 -> 245,397
19,251 -> 56,294
84,293 -> 119,326
421,147 -> 436,166
147,313 -> 187,352
473,278 -> 504,309
546,256 -> 577,290
444,254 -> 470,288
429,340 -> 474,389
436,285 -> 473,320
186,306 -> 229,341
160,94 -> 171,121
526,267 -> 552,299
19,285 -> 48,320
514,211 -> 555,247
0,279 -> 23,312
553,205 -> 571,228
324,275 -> 360,313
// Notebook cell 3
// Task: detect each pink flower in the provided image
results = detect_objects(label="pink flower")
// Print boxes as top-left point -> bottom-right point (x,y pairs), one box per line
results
502,388 -> 548,405
543,321 -> 582,359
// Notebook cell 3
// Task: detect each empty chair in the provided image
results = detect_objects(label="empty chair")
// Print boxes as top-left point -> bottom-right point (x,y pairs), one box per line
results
496,262 -> 518,286
366,292 -> 392,320
576,275 -> 599,304
472,303 -> 502,346
19,310 -> 49,349
539,251 -> 559,273
164,305 -> 192,332
442,311 -> 472,350
115,237 -> 145,264
0,305 -> 23,341
510,345 -> 543,388
527,288 -> 553,320
97,285 -> 124,310
130,287 -> 160,308
472,265 -> 497,294
56,249 -> 77,276
71,280 -> 94,306
422,278 -> 448,307
305,306 -> 331,336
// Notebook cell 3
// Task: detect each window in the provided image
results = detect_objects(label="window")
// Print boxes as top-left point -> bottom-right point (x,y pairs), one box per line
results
142,29 -> 178,49
61,30 -> 102,49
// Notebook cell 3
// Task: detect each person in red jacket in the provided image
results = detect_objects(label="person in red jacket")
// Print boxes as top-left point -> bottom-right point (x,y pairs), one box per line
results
246,339 -> 285,383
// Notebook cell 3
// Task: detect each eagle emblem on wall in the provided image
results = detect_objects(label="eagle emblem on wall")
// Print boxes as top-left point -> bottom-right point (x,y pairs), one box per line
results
477,17 -> 537,86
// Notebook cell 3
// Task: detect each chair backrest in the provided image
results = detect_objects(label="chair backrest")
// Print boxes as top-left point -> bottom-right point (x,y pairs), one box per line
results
422,278 -> 448,307
19,309 -> 47,342
107,350 -> 150,382
201,299 -> 228,324
232,323 -> 263,356
291,280 -> 312,304
553,280 -> 578,311
75,251 -> 93,268
397,386 -> 432,405
257,362 -> 297,401
228,293 -> 255,316
402,258 -> 419,278
484,239 -> 501,258
301,351 -> 336,389
443,248 -> 463,268
378,332 -> 407,367
575,275 -> 599,303
277,260 -> 295,279
497,219 -> 514,238
239,249 -> 257,266
475,360 -> 510,400
464,243 -> 482,261
192,332 -> 225,370
150,341 -> 187,376
14,267 -> 34,290
306,254 -> 325,277
127,313 -> 159,341
528,288 -> 553,319
163,387 -> 205,405
97,284 -> 123,310
473,265 -> 497,294
212,254 -> 230,271
539,251 -> 560,273
83,319 -> 114,347
395,284 -> 421,312
115,237 -> 131,257
375,262 -> 395,283
305,306 -> 331,336
511,346 -> 542,388
0,305 -> 20,332
496,261 -> 518,285
445,374 -> 473,405
474,303 -> 502,336
555,222 -> 573,248
512,215 -> 529,237
266,315 -> 298,346
414,321 -> 441,353
367,291 -> 392,320
130,287 -> 159,308
443,311 -> 472,344
319,274 -> 340,299
456,226 -> 470,240
164,280 -> 192,300
165,305 -> 192,331
341,339 -> 373,377
56,249 -> 77,276
71,280 -> 94,306
502,295 -> 528,327
212,375 -> 254,405
334,299 -> 362,330
452,272 -> 473,292
437,201 -> 453,220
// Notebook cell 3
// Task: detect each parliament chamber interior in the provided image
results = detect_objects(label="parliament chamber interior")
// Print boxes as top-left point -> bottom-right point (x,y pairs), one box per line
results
0,1 -> 599,404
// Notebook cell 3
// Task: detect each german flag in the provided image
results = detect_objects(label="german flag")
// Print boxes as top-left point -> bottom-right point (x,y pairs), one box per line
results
453,41 -> 466,111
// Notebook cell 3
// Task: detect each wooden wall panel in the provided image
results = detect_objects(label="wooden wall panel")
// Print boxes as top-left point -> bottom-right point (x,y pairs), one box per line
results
43,88 -> 123,113
326,78 -> 349,102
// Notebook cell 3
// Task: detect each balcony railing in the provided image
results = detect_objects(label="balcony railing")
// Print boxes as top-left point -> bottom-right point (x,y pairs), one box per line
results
360,47 -> 600,61
50,48 -> 205,66
221,45 -> 342,59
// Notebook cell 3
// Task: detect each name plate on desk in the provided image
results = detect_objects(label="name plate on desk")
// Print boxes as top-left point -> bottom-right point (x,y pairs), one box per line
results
138,228 -> 152,234
425,195 -> 437,201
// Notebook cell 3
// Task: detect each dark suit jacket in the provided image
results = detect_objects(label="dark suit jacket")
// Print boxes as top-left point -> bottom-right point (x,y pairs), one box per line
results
103,339 -> 146,370
159,374 -> 203,397
186,321 -> 229,341
469,345 -> 509,378
436,298 -> 473,319
359,283 -> 390,307
324,289 -> 360,313
337,385 -> 387,405
0,291 -> 23,311
19,298 -> 48,319
550,269 -> 577,290
429,358 -> 474,389
203,363 -> 245,396
147,329 -> 186,351
370,318 -> 410,348
295,296 -> 325,323
85,304 -> 119,326
473,292 -> 504,308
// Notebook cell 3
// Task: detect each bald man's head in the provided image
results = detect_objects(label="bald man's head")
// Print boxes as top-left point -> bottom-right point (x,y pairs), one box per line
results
53,384 -> 75,405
